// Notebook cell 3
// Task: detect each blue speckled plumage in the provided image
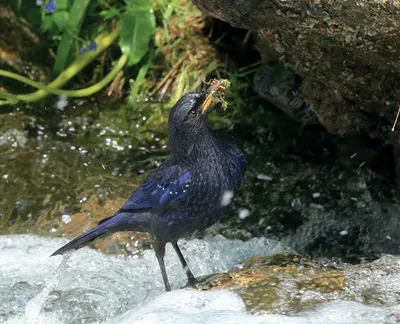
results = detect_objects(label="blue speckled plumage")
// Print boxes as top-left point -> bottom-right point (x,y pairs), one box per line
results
52,88 -> 247,291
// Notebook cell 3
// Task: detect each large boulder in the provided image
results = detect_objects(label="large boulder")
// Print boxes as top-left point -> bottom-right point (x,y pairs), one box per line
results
192,0 -> 400,143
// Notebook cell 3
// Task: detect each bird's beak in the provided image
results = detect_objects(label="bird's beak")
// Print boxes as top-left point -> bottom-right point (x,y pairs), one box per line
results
201,82 -> 227,114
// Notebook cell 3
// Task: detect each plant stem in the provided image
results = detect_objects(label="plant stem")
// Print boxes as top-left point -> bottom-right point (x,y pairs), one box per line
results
0,27 -> 120,104
61,54 -> 127,97
0,55 -> 127,99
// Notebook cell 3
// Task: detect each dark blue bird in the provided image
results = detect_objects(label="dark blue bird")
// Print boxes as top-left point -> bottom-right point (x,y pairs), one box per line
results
51,86 -> 247,291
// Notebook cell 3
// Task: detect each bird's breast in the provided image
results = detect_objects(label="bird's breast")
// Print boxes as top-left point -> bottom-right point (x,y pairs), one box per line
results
151,138 -> 246,241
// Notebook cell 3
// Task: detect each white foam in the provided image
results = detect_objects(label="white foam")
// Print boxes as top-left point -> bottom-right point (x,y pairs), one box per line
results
108,290 -> 400,324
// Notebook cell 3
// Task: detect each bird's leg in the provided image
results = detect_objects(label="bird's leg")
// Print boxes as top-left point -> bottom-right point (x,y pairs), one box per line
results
172,241 -> 197,286
153,241 -> 171,291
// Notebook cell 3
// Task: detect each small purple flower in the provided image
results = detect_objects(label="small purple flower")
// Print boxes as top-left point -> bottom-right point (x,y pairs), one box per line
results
87,41 -> 98,52
43,0 -> 57,14
80,41 -> 98,54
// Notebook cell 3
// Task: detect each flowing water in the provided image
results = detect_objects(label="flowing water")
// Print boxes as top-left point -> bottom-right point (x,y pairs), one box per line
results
24,252 -> 72,324
1,235 -> 400,324
1,235 -> 288,323
1,98 -> 399,323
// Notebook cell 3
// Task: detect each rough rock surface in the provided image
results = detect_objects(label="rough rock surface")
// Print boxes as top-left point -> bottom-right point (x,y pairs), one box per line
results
192,0 -> 400,143
196,252 -> 400,315
254,63 -> 319,124
204,132 -> 399,261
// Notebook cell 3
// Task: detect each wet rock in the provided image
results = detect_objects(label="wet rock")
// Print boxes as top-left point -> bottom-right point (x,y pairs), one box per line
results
254,63 -> 318,124
0,101 -> 166,249
0,114 -> 26,131
207,138 -> 399,261
0,114 -> 28,150
192,0 -> 400,143
196,252 -> 400,314
0,129 -> 27,148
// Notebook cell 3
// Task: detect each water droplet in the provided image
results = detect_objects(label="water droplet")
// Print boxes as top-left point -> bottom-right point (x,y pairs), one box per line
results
239,209 -> 250,220
221,191 -> 234,207
61,215 -> 71,224
257,174 -> 272,181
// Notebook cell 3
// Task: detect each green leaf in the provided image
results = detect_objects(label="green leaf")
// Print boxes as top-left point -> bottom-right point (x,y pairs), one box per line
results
52,10 -> 70,29
119,0 -> 155,67
13,0 -> 22,11
41,16 -> 55,32
53,0 -> 91,76
9,0 -> 42,27
55,0 -> 69,11
129,49 -> 153,103
101,7 -> 121,20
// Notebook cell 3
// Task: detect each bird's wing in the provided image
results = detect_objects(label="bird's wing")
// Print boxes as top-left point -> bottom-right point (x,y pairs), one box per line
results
235,149 -> 248,171
222,144 -> 247,192
118,163 -> 191,213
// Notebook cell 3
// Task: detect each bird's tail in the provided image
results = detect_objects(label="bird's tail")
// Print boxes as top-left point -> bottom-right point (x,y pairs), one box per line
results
51,212 -> 134,256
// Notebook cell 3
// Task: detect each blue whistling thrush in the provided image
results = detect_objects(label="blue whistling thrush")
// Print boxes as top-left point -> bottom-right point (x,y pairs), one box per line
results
51,86 -> 247,291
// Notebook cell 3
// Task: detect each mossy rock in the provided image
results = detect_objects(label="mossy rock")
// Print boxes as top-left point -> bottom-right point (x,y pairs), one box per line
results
195,252 -> 400,315
196,252 -> 345,313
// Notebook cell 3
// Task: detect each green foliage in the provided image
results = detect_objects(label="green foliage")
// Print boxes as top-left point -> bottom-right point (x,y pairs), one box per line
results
8,0 -> 156,74
52,10 -> 70,29
53,0 -> 91,76
119,0 -> 155,67
3,0 -> 159,101
8,0 -> 42,28
4,0 -> 216,105
100,6 -> 121,20
128,49 -> 153,102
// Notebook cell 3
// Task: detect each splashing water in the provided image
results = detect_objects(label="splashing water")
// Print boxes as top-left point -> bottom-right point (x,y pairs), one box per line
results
1,234 -> 287,323
24,253 -> 71,324
2,235 -> 400,324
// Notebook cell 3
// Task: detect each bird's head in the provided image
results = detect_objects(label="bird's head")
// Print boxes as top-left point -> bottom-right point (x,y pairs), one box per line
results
168,83 -> 222,153
168,92 -> 208,135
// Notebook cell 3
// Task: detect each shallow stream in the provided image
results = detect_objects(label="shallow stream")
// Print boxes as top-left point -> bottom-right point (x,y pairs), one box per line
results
1,97 -> 399,323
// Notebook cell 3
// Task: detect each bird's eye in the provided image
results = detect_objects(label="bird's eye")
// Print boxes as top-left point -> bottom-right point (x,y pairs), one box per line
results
189,109 -> 197,115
